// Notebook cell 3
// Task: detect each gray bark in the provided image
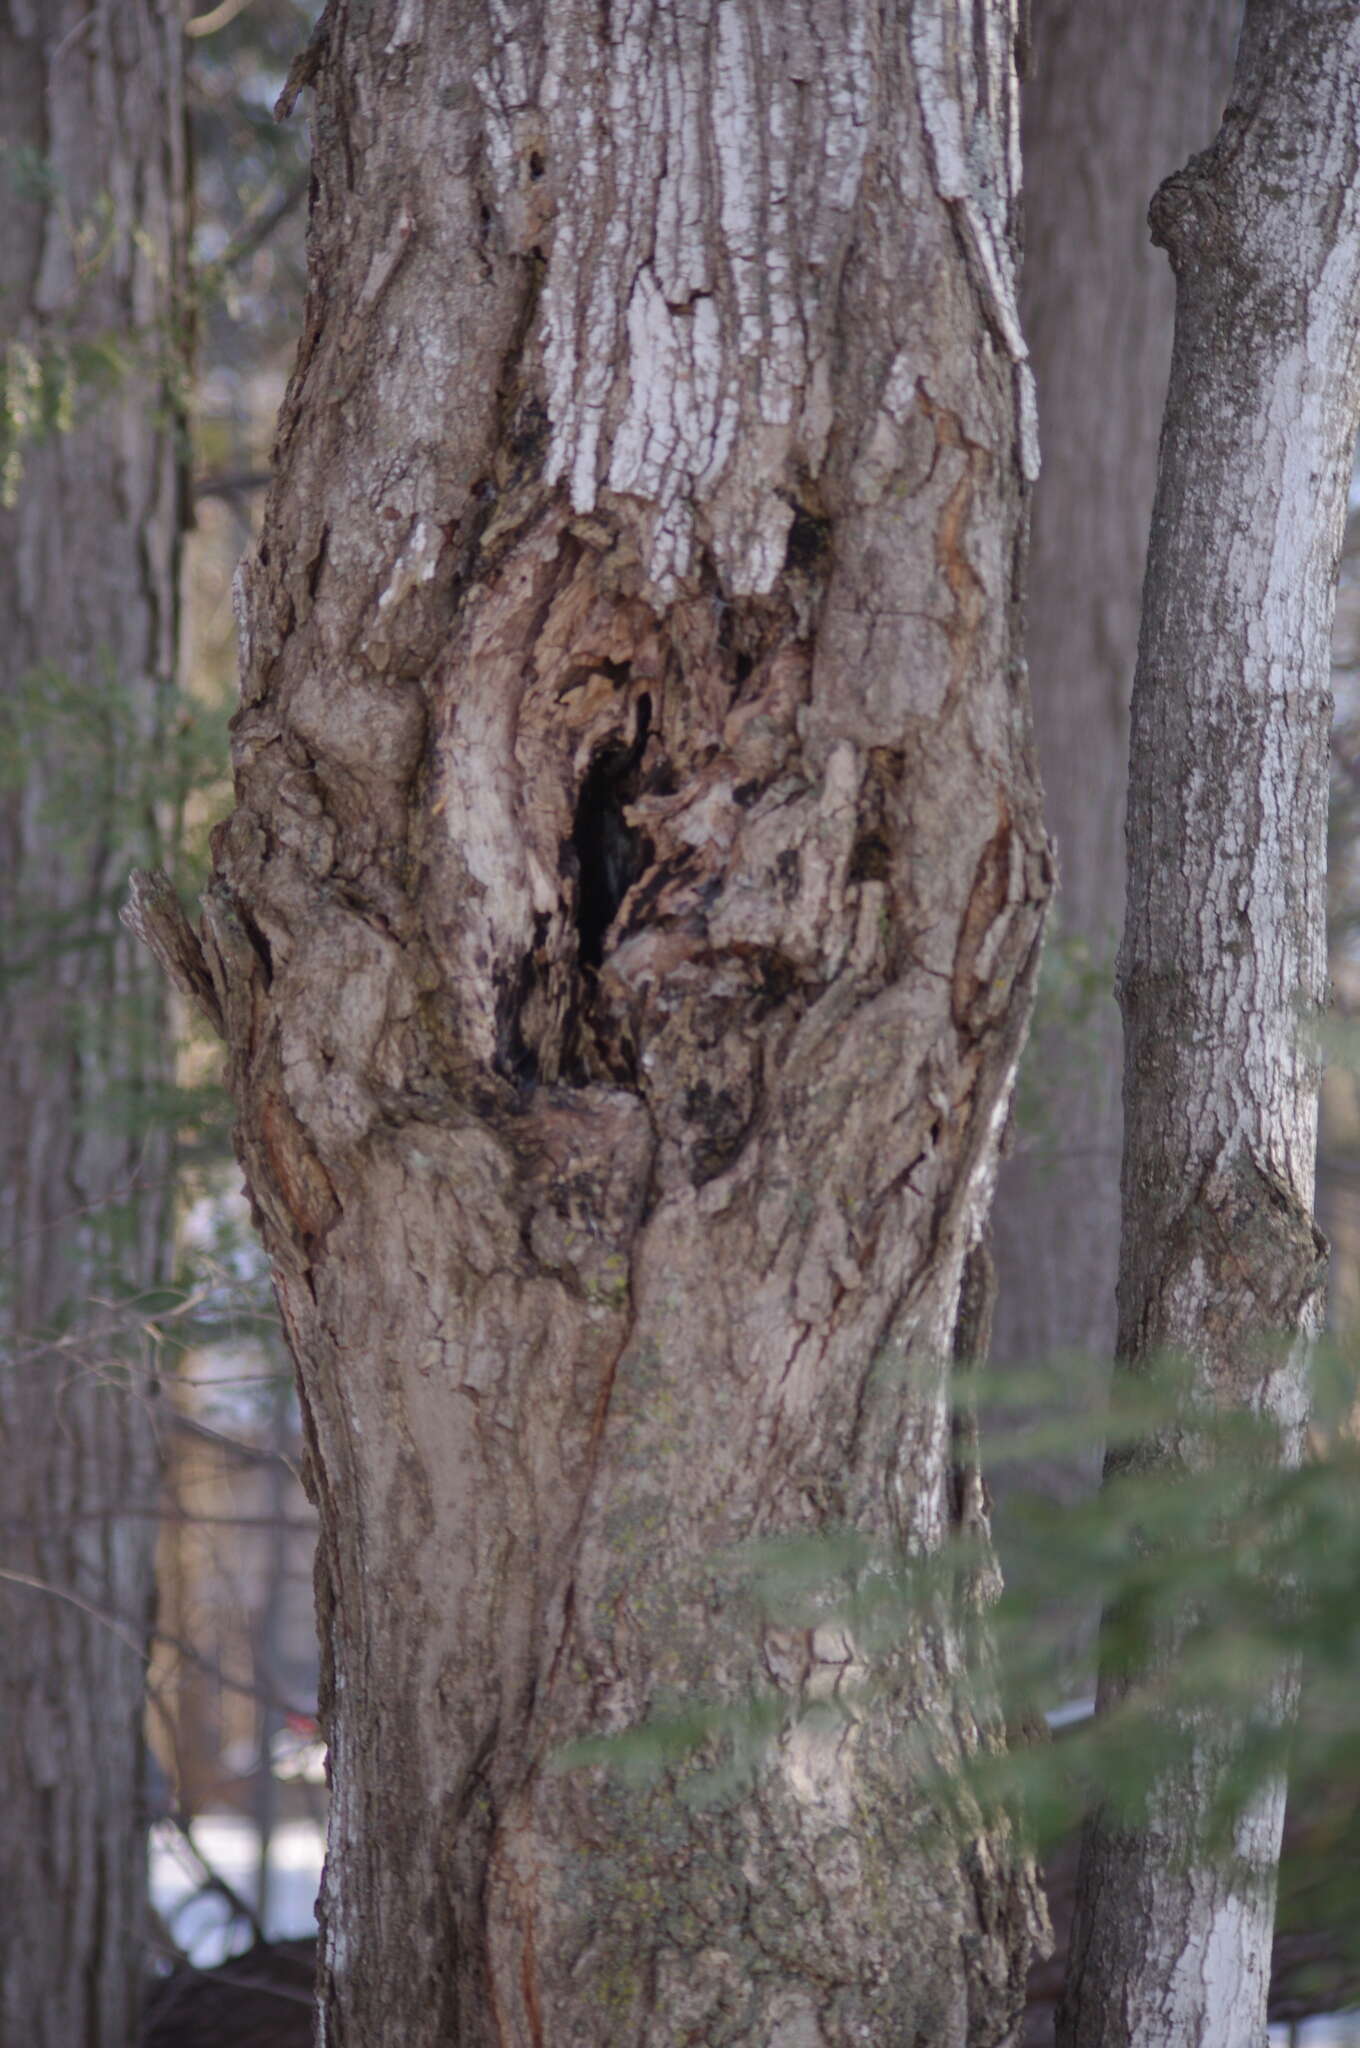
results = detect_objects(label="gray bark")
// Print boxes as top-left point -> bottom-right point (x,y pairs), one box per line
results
0,4 -> 187,2043
991,0 -> 1240,1395
181,2 -> 1056,2042
1058,6 -> 1360,2042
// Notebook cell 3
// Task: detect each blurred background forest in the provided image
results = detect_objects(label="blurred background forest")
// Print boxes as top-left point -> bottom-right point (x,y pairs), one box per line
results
143,0 -> 325,1969
0,0 -> 333,1990
9,2 -> 1360,2043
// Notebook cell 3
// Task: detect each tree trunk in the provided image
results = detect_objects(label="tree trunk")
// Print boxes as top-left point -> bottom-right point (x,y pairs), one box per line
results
1059,6 -> 1360,2042
194,3 -> 1051,2040
991,0 -> 1240,1393
0,4 -> 187,2043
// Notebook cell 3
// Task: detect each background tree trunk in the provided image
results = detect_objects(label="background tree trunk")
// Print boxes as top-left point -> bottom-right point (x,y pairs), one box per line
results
995,11 -> 1242,2027
990,0 -> 1240,1467
200,3 -> 1053,2041
0,4 -> 187,2043
1058,6 -> 1360,2042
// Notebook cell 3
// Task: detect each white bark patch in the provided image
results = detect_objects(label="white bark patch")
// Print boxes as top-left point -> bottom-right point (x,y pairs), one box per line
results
537,0 -> 874,594
908,3 -> 1035,481
384,0 -> 421,50
605,276 -> 735,590
777,1625 -> 869,1822
376,515 -> 442,618
1144,1767 -> 1284,2048
908,4 -> 1026,365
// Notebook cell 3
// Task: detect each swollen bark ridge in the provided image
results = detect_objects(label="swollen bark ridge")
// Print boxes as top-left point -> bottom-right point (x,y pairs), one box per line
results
1059,6 -> 1360,2044
173,4 -> 1047,2041
0,5 -> 187,2044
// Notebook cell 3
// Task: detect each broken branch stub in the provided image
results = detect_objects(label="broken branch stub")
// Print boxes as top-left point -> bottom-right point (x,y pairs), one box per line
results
122,868 -> 225,1040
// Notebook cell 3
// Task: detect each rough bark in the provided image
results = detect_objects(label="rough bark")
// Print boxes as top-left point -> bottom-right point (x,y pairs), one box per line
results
191,4 -> 1051,2041
991,0 -> 1240,1394
0,4 -> 187,2044
1058,6 -> 1360,2043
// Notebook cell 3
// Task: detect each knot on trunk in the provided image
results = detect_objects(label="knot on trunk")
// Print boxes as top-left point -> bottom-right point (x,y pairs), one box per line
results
1149,157 -> 1226,276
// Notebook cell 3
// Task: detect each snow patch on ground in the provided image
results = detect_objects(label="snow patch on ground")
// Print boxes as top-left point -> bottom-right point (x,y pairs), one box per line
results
149,1813 -> 323,1967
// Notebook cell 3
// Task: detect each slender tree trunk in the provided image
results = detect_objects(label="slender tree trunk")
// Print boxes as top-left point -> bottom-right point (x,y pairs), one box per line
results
0,4 -> 187,2043
145,2 -> 1053,2040
1059,7 -> 1360,2042
995,11 -> 1241,2018
991,0 -> 1240,1393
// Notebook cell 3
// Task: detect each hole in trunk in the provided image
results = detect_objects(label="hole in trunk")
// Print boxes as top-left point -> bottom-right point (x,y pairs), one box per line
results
571,694 -> 652,969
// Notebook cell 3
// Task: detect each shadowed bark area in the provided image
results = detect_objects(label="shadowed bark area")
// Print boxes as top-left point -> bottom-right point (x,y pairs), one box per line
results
1059,5 -> 1360,2042
188,3 -> 1052,2040
0,4 -> 187,2043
